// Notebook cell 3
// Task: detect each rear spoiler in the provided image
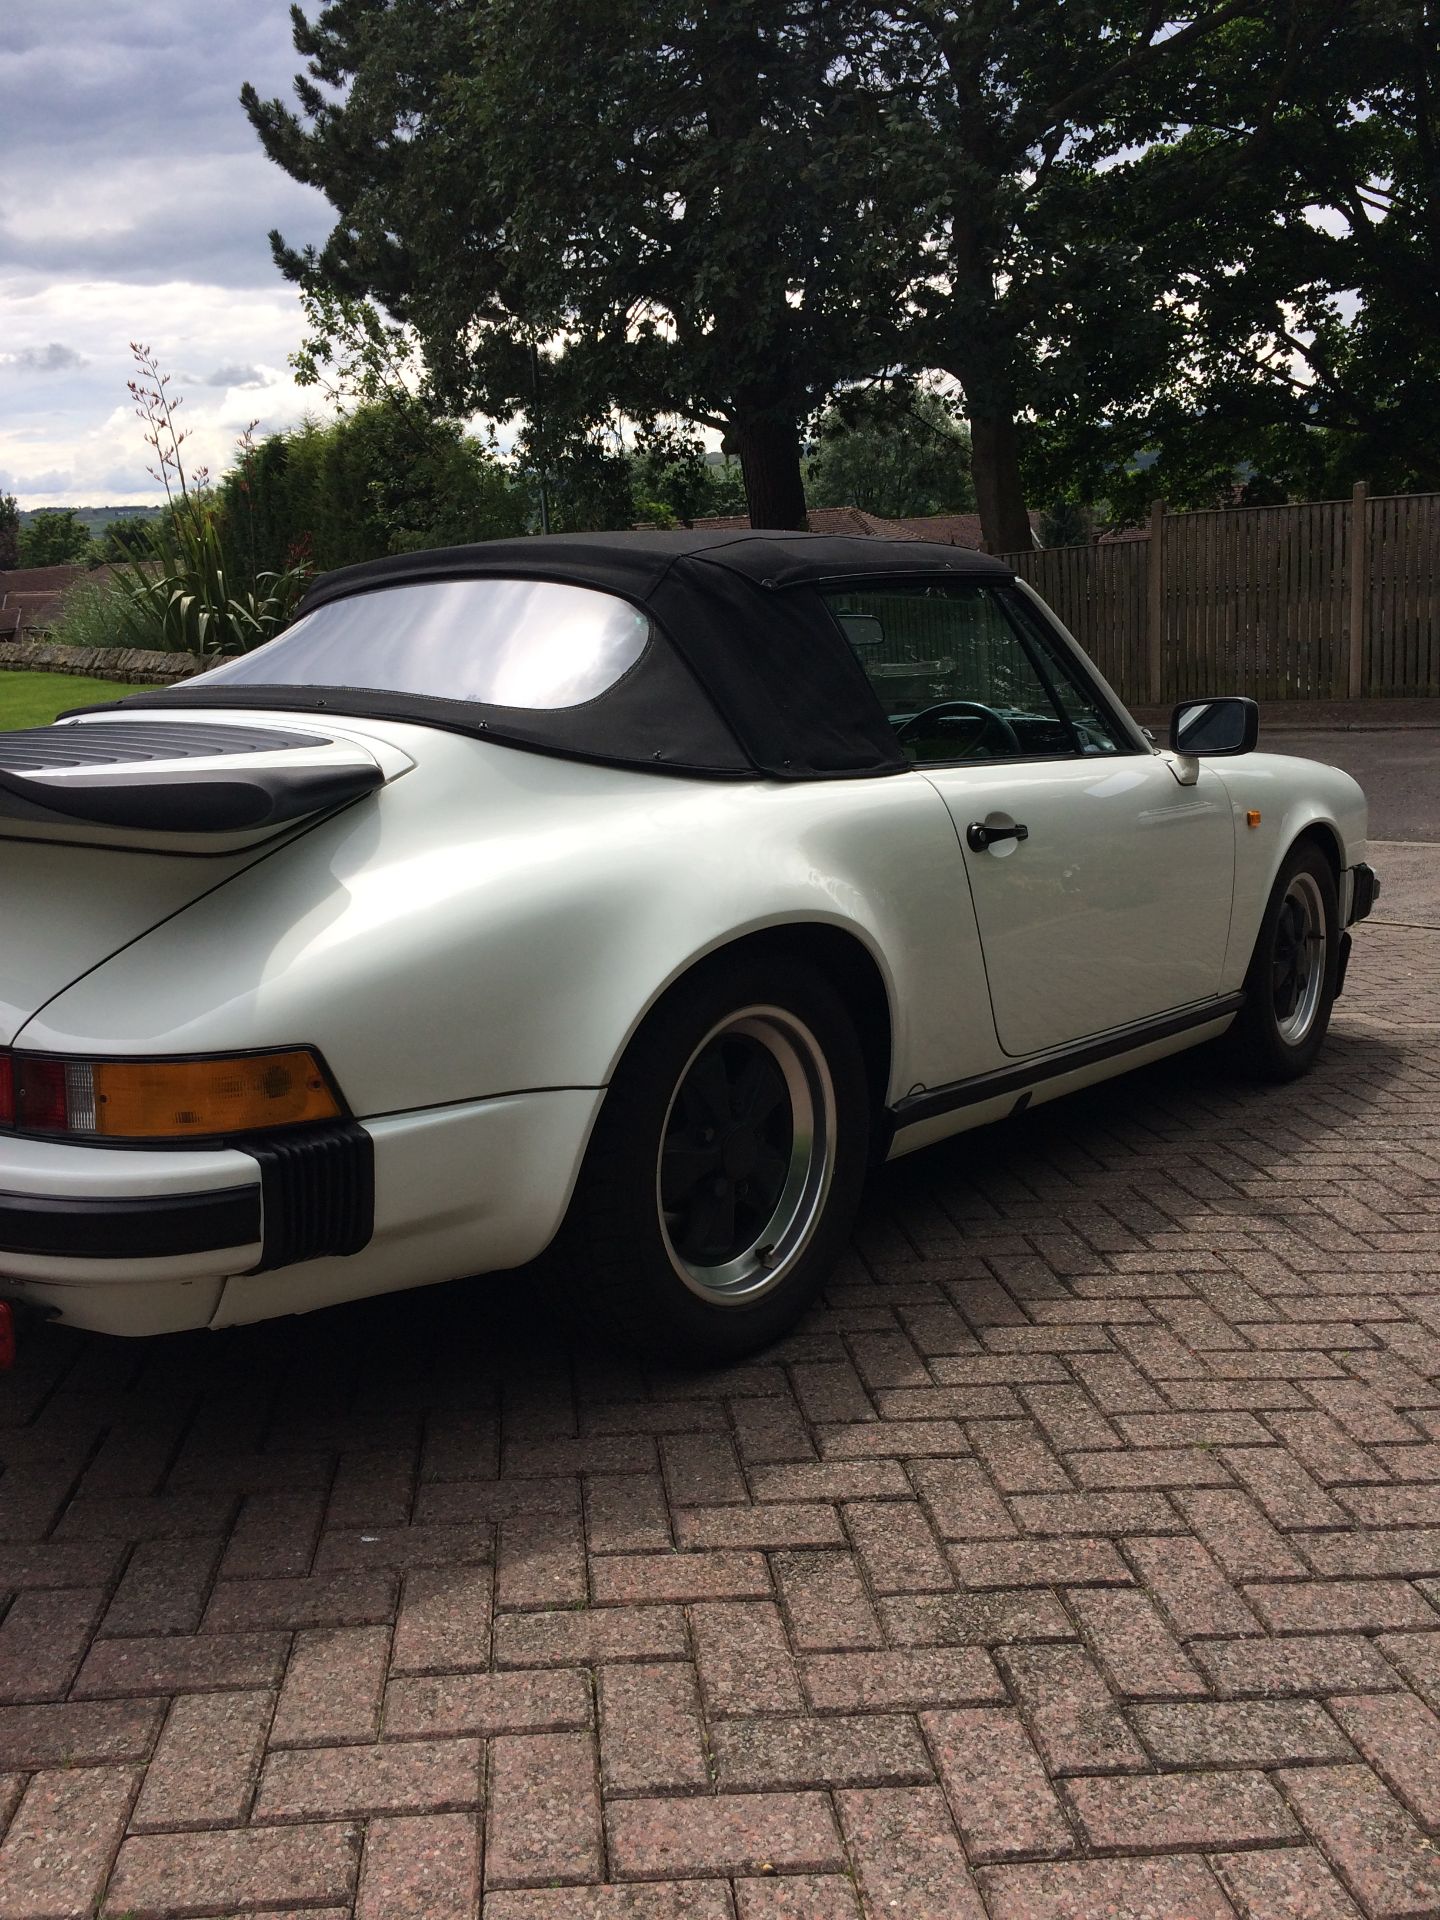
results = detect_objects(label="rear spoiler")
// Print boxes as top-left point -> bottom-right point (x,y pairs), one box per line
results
0,718 -> 385,834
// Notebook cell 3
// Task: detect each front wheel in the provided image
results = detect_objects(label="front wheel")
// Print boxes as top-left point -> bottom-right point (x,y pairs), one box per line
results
554,954 -> 872,1363
1224,840 -> 1340,1081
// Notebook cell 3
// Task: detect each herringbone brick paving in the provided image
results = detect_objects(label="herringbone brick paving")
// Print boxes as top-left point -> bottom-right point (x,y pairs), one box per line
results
2,909 -> 1438,1919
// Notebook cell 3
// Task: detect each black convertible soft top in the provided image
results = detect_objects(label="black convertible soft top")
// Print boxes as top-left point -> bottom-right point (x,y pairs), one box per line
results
112,530 -> 1017,782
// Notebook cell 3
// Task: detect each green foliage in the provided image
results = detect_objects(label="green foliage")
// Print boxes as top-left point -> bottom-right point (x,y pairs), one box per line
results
538,439 -> 636,536
1037,499 -> 1099,548
42,575 -> 134,650
632,430 -> 747,526
17,509 -> 95,568
0,494 -> 18,571
244,0 -> 919,527
99,514 -> 157,563
100,346 -> 312,657
217,399 -> 530,576
0,672 -> 152,731
1017,3 -> 1440,514
106,506 -> 309,658
806,389 -> 975,519
245,1 -> 1436,538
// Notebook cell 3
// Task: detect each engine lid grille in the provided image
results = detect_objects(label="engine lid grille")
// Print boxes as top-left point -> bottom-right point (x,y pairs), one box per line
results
0,720 -> 332,772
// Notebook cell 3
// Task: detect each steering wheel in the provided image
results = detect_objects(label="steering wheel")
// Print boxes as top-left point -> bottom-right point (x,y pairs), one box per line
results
894,700 -> 1021,758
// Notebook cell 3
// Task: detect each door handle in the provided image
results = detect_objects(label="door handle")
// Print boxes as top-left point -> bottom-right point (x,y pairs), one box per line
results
966,820 -> 1029,853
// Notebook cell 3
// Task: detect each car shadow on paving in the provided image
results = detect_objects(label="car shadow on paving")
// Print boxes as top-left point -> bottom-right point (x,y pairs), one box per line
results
1,911 -> 1438,1919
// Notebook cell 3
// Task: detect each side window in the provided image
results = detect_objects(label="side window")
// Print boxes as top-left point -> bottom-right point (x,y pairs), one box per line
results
998,588 -> 1128,757
826,581 -> 1126,763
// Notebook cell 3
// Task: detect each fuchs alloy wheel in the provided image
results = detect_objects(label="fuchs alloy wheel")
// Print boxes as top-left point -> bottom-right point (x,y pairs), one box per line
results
555,953 -> 872,1363
659,1006 -> 836,1303
1225,840 -> 1340,1081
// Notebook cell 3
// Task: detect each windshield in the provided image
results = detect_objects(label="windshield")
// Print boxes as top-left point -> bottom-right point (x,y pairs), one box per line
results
194,578 -> 652,710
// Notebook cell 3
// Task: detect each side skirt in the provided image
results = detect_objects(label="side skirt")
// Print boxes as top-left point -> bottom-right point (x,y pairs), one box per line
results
887,994 -> 1246,1136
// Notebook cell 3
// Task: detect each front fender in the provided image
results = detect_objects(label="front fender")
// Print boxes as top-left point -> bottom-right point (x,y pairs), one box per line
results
1209,752 -> 1368,990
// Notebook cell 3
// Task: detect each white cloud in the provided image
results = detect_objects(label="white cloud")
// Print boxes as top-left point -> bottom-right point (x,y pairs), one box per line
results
0,0 -> 337,507
0,277 -> 335,507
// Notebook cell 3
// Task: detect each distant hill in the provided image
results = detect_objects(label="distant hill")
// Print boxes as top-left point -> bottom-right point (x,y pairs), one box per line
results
17,505 -> 164,536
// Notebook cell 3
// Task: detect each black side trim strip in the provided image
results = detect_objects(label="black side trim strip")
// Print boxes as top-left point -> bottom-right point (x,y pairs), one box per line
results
0,1187 -> 261,1259
244,1122 -> 374,1272
891,995 -> 1247,1130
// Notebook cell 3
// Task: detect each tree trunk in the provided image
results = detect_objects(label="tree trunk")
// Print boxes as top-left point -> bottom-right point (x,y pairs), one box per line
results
733,406 -> 809,530
942,241 -> 1034,551
966,406 -> 1033,553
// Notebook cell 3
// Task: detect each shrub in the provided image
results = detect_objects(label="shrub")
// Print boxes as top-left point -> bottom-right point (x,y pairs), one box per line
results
105,344 -> 312,656
42,574 -> 134,650
109,506 -> 309,657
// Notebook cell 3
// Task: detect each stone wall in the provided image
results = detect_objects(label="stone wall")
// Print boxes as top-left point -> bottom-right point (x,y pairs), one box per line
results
0,639 -> 200,683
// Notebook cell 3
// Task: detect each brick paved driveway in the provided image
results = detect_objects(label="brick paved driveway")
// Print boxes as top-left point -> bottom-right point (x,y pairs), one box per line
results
2,878 -> 1439,1920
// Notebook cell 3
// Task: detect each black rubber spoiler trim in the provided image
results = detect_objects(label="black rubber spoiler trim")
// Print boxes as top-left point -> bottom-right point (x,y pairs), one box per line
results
0,759 -> 383,832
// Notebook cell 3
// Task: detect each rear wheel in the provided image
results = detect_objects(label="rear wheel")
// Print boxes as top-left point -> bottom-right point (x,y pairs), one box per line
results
1224,840 -> 1340,1081
555,954 -> 871,1363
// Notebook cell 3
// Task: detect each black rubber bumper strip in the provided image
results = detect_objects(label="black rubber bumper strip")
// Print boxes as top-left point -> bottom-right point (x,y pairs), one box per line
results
0,1185 -> 261,1259
1348,861 -> 1380,925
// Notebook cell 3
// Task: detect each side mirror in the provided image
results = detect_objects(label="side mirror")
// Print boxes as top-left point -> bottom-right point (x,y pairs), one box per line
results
1169,696 -> 1259,756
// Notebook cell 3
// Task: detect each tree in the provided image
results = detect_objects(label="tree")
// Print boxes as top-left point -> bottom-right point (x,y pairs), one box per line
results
243,0 -> 916,529
806,387 -> 975,518
855,0 -> 1346,545
632,429 -> 747,527
99,514 -> 158,563
0,494 -> 18,571
216,400 -> 530,576
1102,0 -> 1440,506
17,510 -> 94,567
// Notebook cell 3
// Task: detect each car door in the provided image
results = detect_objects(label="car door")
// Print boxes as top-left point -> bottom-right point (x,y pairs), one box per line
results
827,577 -> 1236,1059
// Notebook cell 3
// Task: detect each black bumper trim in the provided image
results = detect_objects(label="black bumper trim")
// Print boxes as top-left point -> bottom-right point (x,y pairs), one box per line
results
243,1122 -> 374,1272
0,1186 -> 261,1260
1348,862 -> 1380,925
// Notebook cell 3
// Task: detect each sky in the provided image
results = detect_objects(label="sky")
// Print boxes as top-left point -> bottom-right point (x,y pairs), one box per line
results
0,1 -> 337,508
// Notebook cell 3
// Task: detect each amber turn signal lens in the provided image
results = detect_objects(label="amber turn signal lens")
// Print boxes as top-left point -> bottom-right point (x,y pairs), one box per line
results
1246,809 -> 1262,828
90,1050 -> 340,1139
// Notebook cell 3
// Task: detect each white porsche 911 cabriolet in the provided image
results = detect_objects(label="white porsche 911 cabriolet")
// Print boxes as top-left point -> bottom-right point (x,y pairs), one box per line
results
0,530 -> 1377,1362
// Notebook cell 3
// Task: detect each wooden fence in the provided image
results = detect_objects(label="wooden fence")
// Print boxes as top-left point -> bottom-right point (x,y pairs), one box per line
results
998,486 -> 1440,706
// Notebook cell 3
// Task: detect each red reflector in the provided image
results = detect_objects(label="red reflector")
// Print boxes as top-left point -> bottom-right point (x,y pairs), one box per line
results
15,1059 -> 67,1132
0,1055 -> 11,1128
0,1303 -> 14,1372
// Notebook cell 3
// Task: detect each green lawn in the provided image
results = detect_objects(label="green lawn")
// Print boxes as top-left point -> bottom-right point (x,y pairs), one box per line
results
0,672 -> 152,730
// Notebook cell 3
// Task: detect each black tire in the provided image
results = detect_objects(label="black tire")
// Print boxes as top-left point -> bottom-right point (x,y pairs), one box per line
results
1223,839 -> 1340,1082
551,952 -> 872,1364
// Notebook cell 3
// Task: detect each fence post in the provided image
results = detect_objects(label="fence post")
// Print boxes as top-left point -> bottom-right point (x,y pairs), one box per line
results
1146,498 -> 1165,706
1347,480 -> 1368,701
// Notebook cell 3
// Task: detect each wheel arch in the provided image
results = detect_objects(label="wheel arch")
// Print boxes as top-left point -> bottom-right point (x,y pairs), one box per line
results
617,921 -> 896,1129
1291,818 -> 1344,882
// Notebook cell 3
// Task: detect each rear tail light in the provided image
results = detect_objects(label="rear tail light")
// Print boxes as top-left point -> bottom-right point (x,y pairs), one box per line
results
0,1048 -> 342,1141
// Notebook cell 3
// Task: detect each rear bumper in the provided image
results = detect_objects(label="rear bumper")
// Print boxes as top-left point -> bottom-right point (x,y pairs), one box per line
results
0,1184 -> 260,1260
0,1124 -> 372,1270
0,1087 -> 601,1337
